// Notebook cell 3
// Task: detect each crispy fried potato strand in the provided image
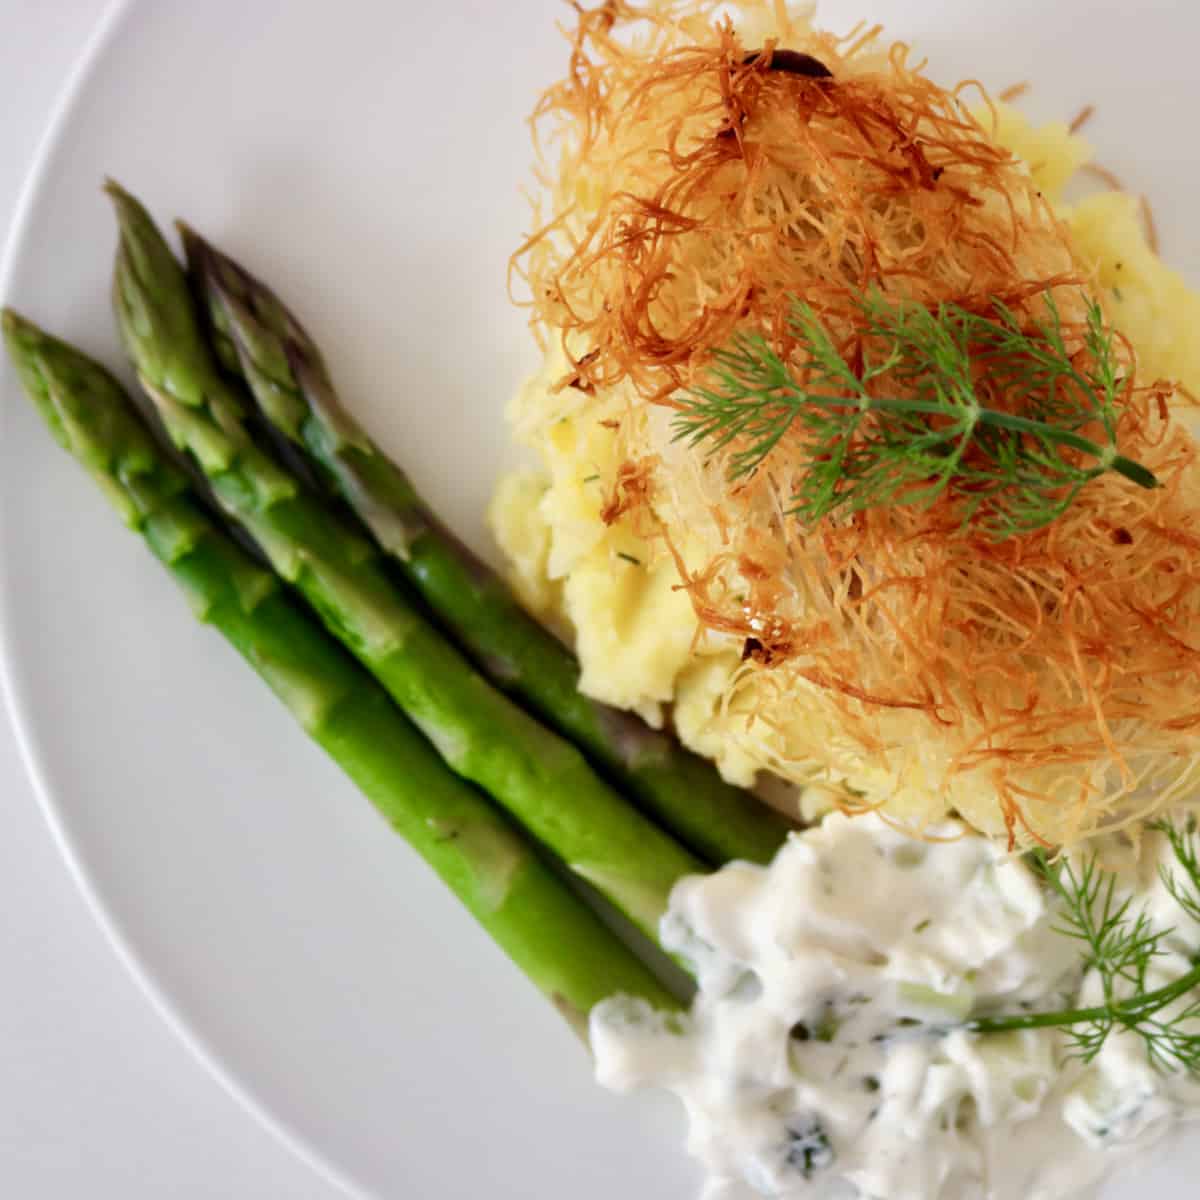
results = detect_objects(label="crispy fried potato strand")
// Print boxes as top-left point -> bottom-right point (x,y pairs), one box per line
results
512,1 -> 1200,845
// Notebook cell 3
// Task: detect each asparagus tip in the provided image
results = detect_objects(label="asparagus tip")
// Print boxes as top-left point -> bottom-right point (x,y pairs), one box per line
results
1,308 -> 25,370
104,179 -> 154,239
175,218 -> 205,265
176,222 -> 237,307
1,308 -> 41,357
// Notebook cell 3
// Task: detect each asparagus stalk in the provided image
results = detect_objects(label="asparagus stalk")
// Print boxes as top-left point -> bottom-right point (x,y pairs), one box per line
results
2,308 -> 681,1035
180,226 -> 792,868
105,181 -> 704,943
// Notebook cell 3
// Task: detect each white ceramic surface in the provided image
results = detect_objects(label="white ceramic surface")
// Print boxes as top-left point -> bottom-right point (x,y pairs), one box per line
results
0,5 -> 338,1195
1,3 -> 1197,1197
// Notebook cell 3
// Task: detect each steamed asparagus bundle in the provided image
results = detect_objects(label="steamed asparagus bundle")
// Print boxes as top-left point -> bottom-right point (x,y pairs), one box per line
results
2,309 -> 680,1035
178,227 -> 791,868
105,182 -> 704,944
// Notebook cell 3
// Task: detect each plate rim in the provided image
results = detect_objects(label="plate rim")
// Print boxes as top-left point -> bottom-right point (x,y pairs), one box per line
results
2,7 -> 1196,1198
0,4 -> 363,1196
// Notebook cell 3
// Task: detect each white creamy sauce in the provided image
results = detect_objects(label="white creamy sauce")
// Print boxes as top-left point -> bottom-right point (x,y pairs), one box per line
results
591,813 -> 1200,1199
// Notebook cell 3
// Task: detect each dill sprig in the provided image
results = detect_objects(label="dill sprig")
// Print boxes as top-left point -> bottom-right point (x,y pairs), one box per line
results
672,291 -> 1158,539
970,819 -> 1200,1075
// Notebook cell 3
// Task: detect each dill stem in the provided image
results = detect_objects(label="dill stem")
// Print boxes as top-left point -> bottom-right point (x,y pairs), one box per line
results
968,961 -> 1200,1036
1111,456 -> 1160,490
682,291 -> 1160,537
969,410 -> 1157,490
808,396 -> 1159,491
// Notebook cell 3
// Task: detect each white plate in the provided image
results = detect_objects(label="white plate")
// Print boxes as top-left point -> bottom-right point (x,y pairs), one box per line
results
1,2 -> 1198,1197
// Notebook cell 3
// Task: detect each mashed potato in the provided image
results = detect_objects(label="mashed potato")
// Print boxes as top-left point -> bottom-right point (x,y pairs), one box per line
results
491,18 -> 1200,839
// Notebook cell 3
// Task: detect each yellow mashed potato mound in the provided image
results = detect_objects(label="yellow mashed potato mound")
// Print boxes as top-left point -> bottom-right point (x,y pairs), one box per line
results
490,101 -> 1200,831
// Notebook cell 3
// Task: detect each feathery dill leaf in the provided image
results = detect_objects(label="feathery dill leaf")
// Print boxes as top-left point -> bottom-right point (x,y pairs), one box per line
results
672,290 -> 1157,539
1157,815 -> 1200,928
970,820 -> 1200,1074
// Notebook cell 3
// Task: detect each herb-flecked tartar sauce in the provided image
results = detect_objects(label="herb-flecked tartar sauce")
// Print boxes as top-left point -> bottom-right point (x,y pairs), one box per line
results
591,812 -> 1200,1199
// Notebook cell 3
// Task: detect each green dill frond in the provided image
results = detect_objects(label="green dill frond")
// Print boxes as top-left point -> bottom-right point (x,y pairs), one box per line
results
971,821 -> 1200,1075
1152,814 -> 1200,928
1029,850 -> 1168,1064
1033,852 -> 1166,996
671,289 -> 1157,539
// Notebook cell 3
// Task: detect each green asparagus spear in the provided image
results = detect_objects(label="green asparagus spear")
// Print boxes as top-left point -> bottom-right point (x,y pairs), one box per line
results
2,307 -> 681,1035
105,181 -> 704,943
180,226 -> 793,868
